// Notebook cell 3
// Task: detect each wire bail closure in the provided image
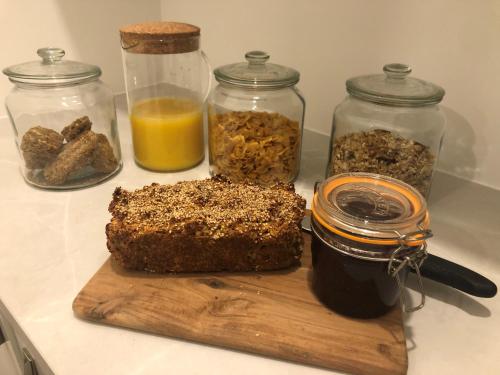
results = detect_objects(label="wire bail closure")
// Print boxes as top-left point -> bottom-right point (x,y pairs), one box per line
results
388,228 -> 432,313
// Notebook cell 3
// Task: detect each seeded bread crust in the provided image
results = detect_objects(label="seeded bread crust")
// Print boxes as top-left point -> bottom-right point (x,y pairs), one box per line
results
106,176 -> 306,273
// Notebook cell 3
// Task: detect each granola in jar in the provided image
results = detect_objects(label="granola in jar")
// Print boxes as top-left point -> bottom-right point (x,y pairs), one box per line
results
329,129 -> 435,197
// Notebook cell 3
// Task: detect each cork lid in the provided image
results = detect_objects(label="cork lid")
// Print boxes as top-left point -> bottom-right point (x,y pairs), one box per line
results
120,21 -> 200,54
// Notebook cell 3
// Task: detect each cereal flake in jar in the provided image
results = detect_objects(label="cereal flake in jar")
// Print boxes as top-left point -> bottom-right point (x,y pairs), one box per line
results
209,110 -> 301,186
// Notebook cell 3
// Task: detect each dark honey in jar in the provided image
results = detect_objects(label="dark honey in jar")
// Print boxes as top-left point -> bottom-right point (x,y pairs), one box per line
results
310,173 -> 431,319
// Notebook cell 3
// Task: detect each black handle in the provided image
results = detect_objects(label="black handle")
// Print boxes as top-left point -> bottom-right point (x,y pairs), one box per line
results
412,254 -> 497,298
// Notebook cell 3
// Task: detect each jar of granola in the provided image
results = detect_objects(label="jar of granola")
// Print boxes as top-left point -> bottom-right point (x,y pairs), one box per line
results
208,51 -> 305,186
3,47 -> 122,189
327,64 -> 446,198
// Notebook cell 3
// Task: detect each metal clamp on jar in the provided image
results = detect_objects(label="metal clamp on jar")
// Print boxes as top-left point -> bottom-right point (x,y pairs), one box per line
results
310,173 -> 431,319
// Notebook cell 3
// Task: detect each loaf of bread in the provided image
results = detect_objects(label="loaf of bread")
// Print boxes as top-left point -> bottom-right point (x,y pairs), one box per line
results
106,176 -> 306,273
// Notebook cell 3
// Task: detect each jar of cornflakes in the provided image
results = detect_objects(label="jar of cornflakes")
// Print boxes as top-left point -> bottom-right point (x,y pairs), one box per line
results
208,51 -> 305,186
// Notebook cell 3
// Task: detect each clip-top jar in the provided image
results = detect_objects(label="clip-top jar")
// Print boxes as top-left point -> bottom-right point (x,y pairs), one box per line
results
327,64 -> 446,198
120,22 -> 211,172
3,47 -> 122,189
208,51 -> 305,186
311,173 -> 431,318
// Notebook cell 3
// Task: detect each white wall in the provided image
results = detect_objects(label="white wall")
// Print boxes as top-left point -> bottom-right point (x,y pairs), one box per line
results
161,0 -> 500,190
1,0 -> 498,189
0,0 -> 161,114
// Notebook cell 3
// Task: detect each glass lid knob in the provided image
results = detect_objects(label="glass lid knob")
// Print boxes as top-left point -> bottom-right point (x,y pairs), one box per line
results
37,47 -> 65,64
383,63 -> 412,79
245,50 -> 270,65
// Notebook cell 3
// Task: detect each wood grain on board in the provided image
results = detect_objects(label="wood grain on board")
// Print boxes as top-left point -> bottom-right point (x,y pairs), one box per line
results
73,232 -> 407,375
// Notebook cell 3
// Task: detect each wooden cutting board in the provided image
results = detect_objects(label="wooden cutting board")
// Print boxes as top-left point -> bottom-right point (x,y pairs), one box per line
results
73,232 -> 407,375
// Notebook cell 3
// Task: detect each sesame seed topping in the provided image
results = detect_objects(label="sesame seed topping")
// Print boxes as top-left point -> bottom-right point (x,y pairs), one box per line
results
109,176 -> 306,240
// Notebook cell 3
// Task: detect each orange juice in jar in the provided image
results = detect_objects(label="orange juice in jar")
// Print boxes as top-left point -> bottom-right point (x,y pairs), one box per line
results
130,97 -> 204,171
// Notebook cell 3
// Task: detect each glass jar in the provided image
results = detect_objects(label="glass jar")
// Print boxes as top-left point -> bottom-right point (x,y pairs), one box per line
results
120,21 -> 211,171
327,64 -> 446,198
311,173 -> 431,318
3,47 -> 122,189
208,51 -> 305,186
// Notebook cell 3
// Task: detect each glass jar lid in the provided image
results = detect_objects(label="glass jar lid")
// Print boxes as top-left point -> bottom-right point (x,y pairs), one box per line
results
214,51 -> 300,89
346,63 -> 445,106
312,173 -> 430,246
2,47 -> 101,86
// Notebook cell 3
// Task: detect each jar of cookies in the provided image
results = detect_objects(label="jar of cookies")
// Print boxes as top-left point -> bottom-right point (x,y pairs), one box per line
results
208,51 -> 305,186
3,48 -> 122,189
327,64 -> 446,198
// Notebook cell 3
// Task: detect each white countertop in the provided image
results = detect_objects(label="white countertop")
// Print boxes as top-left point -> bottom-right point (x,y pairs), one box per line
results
0,96 -> 499,375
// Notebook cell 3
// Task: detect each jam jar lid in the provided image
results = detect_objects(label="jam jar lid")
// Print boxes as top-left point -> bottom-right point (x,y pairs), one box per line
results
214,50 -> 300,89
3,47 -> 101,86
346,63 -> 445,107
312,173 -> 430,246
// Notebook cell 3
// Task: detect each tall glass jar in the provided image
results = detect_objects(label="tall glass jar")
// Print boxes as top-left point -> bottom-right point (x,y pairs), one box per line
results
327,64 -> 446,198
208,51 -> 305,186
120,21 -> 211,171
3,47 -> 122,189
